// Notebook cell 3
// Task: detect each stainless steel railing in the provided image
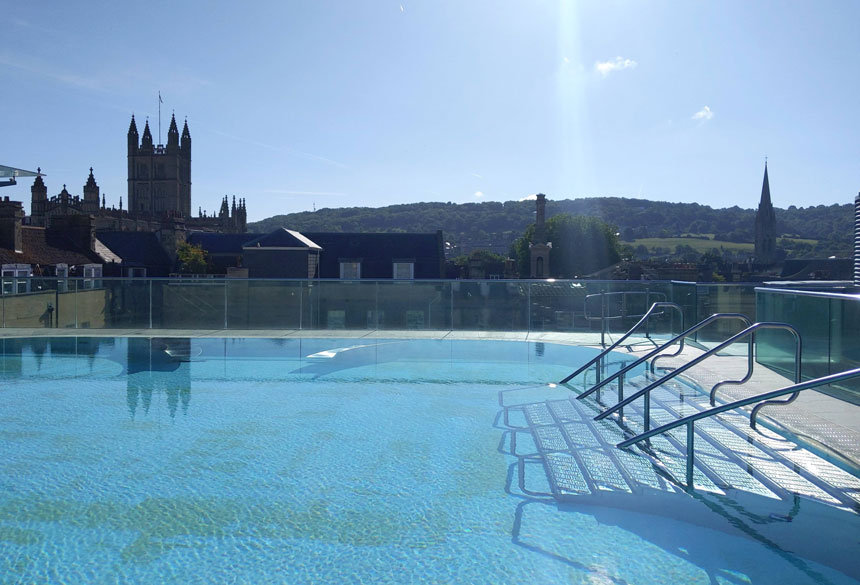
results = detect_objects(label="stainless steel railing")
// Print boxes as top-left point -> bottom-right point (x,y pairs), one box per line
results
572,313 -> 753,403
559,301 -> 684,385
616,366 -> 860,489
593,322 -> 802,435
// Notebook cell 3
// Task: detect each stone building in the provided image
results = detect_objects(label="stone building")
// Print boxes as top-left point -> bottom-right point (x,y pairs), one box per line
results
529,193 -> 551,278
754,162 -> 777,265
28,114 -> 247,234
127,114 -> 191,218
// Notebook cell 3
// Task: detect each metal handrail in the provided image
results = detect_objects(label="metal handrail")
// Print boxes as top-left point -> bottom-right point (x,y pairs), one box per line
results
594,322 -> 802,435
574,313 -> 753,401
559,301 -> 683,385
616,366 -> 860,489
583,290 -> 670,347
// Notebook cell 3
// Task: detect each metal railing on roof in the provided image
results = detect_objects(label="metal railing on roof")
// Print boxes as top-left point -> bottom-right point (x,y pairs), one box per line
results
616,366 -> 860,489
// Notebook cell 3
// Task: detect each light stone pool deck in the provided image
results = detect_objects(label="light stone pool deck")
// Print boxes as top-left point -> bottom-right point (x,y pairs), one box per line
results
2,327 -> 858,469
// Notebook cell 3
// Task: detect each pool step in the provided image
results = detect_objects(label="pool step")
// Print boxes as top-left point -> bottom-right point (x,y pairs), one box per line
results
506,379 -> 860,512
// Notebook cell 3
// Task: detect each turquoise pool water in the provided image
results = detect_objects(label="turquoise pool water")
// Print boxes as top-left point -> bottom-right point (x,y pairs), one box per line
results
0,336 -> 857,585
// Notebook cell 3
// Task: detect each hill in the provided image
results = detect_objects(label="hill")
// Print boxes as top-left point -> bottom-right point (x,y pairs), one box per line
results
248,197 -> 854,257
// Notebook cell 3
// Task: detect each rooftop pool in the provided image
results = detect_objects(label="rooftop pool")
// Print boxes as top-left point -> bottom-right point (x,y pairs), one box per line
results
1,336 -> 858,584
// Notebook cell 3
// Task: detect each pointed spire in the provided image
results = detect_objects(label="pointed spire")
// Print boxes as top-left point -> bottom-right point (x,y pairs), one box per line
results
85,167 -> 97,189
167,113 -> 179,149
141,119 -> 154,151
760,161 -> 771,207
128,115 -> 139,153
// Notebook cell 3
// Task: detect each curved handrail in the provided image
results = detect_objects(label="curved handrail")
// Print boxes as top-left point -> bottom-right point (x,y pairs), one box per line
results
594,322 -> 802,429
559,301 -> 683,385
616,366 -> 860,489
574,313 -> 753,401
709,326 -> 802,405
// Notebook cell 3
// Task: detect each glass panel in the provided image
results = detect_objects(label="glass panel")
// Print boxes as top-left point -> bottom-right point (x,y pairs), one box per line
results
314,280 -> 377,329
226,280 -> 303,329
101,278 -> 151,328
376,281 -> 450,330
528,281 -> 583,332
452,280 -> 527,331
831,296 -> 860,400
152,279 -> 225,329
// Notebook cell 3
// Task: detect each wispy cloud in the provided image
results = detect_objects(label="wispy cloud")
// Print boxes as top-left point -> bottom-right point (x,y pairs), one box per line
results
262,189 -> 348,196
691,106 -> 714,121
474,191 -> 484,198
204,127 -> 348,169
594,56 -> 637,77
0,51 -> 106,91
471,172 -> 483,179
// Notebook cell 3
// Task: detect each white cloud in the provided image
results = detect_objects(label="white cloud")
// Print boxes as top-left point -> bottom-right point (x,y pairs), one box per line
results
594,56 -> 637,77
471,172 -> 483,179
474,191 -> 484,198
519,194 -> 538,202
691,106 -> 714,121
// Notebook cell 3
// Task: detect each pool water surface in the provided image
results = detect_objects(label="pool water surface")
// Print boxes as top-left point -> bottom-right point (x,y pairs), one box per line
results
0,337 -> 858,585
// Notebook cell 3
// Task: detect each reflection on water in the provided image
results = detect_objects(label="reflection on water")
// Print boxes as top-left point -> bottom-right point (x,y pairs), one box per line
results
126,338 -> 192,419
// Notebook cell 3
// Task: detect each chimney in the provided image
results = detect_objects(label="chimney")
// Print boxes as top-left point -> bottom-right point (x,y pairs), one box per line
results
0,197 -> 25,253
49,214 -> 96,252
534,193 -> 547,244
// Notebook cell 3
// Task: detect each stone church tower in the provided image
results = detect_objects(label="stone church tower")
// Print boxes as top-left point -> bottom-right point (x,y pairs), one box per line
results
127,114 -> 191,218
529,193 -> 552,278
754,162 -> 777,265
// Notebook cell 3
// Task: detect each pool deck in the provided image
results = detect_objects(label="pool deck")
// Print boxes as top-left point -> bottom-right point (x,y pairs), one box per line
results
2,327 -> 858,469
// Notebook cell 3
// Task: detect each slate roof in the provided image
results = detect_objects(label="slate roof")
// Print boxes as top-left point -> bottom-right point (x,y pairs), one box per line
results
0,226 -> 102,266
243,228 -> 321,249
96,231 -> 172,268
303,232 -> 443,278
188,232 -> 254,254
188,229 -> 444,278
780,258 -> 853,280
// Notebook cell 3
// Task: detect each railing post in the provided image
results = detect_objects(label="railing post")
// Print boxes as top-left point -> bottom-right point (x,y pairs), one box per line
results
600,291 -> 607,347
645,288 -> 651,339
686,421 -> 695,490
644,391 -> 650,432
149,279 -> 153,329
618,373 -> 624,420
527,282 -> 531,332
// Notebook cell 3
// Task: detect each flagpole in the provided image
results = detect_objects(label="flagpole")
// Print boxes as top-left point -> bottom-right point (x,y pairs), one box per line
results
158,91 -> 162,145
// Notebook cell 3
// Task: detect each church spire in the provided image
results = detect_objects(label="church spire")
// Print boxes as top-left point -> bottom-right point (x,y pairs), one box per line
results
755,161 -> 777,265
760,160 -> 771,207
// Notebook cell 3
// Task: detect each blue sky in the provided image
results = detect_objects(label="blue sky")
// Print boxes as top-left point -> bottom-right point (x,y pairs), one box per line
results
2,1 -> 859,222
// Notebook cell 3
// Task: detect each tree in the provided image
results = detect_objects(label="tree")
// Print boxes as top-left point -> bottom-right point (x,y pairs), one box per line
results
511,213 -> 621,278
176,241 -> 208,274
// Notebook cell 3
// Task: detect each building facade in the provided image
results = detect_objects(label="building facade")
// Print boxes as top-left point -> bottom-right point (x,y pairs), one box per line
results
127,114 -> 191,218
